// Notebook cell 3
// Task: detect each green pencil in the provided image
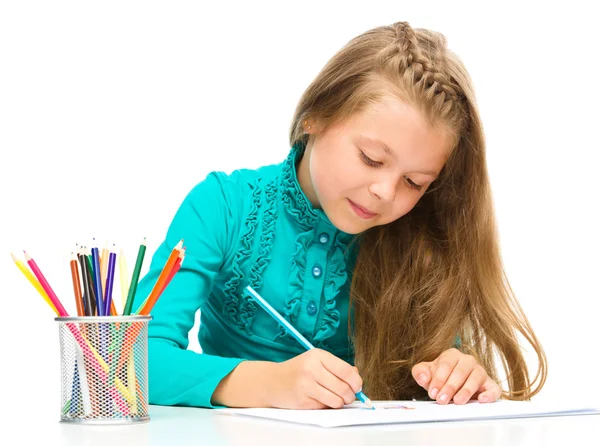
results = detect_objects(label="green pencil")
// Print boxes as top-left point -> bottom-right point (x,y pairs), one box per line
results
123,238 -> 147,315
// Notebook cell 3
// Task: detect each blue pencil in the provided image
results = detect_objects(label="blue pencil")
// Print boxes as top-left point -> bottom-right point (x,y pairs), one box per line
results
103,248 -> 117,316
91,240 -> 104,316
245,285 -> 374,409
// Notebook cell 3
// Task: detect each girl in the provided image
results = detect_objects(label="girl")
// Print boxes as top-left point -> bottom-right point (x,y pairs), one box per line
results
132,21 -> 547,409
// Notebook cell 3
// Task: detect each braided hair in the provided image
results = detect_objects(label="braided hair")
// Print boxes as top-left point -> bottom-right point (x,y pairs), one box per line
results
288,21 -> 547,401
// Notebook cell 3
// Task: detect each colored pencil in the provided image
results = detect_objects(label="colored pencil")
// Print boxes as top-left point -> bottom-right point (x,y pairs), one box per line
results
85,247 -> 94,285
23,251 -> 68,316
91,240 -> 104,316
123,238 -> 147,315
161,247 -> 185,294
135,247 -> 185,314
245,285 -> 374,409
11,252 -> 58,315
127,351 -> 138,414
119,248 -> 129,315
70,252 -> 85,316
103,247 -> 117,317
81,248 -> 97,315
74,339 -> 93,415
77,249 -> 91,316
100,241 -> 109,295
137,240 -> 183,315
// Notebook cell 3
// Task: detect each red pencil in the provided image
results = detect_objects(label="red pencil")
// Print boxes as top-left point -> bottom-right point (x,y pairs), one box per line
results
24,250 -> 68,316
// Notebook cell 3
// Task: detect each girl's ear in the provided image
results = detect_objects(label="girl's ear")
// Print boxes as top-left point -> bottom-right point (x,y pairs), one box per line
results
302,118 -> 321,135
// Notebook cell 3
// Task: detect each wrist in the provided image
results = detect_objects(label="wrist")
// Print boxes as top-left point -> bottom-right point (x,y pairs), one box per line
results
212,360 -> 276,408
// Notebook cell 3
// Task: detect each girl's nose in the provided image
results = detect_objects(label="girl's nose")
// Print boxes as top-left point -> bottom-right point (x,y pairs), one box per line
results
368,177 -> 397,202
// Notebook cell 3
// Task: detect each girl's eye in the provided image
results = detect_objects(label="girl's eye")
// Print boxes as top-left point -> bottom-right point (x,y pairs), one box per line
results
359,150 -> 383,167
405,176 -> 423,191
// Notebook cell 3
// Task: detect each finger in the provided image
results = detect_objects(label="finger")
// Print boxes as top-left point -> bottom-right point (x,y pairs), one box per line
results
436,356 -> 479,404
309,382 -> 347,409
477,377 -> 502,403
315,366 -> 357,405
320,351 -> 363,394
412,361 -> 434,390
451,366 -> 487,405
428,351 -> 461,400
297,397 -> 328,410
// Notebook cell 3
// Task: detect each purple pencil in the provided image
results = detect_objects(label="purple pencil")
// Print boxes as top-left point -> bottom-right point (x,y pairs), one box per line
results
104,247 -> 117,316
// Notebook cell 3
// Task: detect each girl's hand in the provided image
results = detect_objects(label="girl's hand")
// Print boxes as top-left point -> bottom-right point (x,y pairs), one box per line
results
411,348 -> 502,405
269,349 -> 363,409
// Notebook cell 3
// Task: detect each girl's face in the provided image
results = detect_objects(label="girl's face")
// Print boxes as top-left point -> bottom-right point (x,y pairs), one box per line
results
297,97 -> 453,234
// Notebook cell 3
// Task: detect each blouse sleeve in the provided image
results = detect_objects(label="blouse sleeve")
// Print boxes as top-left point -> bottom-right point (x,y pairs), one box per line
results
132,172 -> 244,408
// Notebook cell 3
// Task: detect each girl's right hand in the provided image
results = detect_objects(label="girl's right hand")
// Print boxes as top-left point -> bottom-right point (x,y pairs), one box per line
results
268,349 -> 363,409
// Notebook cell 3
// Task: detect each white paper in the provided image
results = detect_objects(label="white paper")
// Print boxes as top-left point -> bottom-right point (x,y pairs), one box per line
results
217,400 -> 600,427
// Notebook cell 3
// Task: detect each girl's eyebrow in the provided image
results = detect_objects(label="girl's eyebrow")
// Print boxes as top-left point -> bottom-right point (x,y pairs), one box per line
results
361,136 -> 396,159
361,136 -> 438,178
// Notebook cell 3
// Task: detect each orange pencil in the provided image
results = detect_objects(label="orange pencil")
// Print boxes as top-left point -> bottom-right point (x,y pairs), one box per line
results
70,252 -> 85,316
137,240 -> 183,315
160,247 -> 185,295
135,247 -> 185,314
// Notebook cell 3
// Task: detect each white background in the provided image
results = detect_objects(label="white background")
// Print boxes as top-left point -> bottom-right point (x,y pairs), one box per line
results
1,0 -> 598,425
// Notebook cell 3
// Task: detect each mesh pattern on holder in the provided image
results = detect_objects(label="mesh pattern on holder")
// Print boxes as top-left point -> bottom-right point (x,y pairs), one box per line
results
56,316 -> 151,424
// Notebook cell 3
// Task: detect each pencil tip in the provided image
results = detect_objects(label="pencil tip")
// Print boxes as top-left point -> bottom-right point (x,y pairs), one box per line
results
10,252 -> 17,262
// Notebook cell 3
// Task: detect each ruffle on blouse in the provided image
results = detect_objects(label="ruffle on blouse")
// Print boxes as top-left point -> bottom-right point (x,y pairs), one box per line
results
223,178 -> 278,334
223,143 -> 352,344
278,143 -> 350,345
313,231 -> 348,343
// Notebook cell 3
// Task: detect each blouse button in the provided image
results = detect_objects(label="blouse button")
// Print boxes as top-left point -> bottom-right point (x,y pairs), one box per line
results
319,233 -> 329,244
307,301 -> 317,316
312,265 -> 322,278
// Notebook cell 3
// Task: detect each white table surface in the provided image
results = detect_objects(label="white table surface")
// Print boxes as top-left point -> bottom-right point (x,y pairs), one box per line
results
9,404 -> 600,446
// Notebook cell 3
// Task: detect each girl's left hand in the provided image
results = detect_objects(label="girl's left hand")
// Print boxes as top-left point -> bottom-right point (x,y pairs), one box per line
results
412,348 -> 502,405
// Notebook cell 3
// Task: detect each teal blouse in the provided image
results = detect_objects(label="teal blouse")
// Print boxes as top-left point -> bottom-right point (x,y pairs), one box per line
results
132,146 -> 358,408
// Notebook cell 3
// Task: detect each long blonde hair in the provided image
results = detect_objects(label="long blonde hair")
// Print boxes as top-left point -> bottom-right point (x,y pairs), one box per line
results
289,21 -> 546,400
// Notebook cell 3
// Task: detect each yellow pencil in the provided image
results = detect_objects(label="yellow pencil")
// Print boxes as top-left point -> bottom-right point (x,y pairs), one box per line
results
100,240 -> 109,294
11,252 -> 58,315
119,248 -> 129,315
127,351 -> 138,414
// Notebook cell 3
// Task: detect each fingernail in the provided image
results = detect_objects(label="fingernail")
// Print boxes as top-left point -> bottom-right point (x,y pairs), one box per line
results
454,395 -> 463,404
430,388 -> 438,399
439,393 -> 448,403
479,395 -> 487,403
418,374 -> 428,385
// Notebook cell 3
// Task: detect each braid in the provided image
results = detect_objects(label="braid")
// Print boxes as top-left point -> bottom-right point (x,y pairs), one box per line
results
378,22 -> 463,109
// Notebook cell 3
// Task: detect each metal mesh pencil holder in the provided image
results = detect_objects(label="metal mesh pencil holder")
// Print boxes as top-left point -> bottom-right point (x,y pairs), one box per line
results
55,316 -> 151,424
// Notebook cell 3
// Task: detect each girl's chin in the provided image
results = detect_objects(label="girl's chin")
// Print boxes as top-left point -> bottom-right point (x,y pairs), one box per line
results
325,207 -> 374,235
